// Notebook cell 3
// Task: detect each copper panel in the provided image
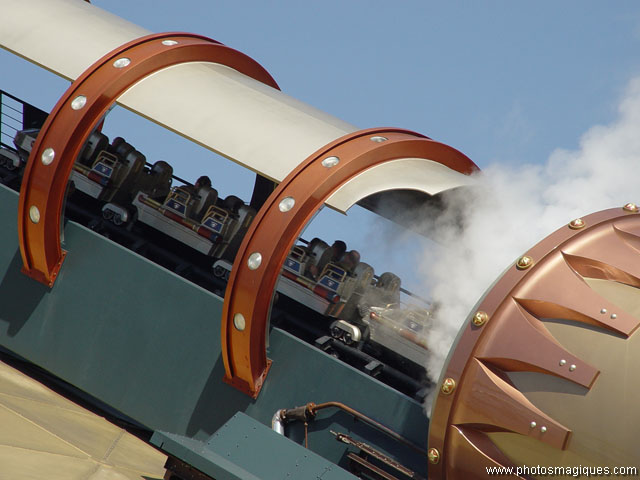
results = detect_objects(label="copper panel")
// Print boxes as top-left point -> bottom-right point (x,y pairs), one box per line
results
17,32 -> 279,287
562,253 -> 640,288
513,255 -> 639,337
613,222 -> 640,254
428,207 -> 640,479
475,300 -> 598,389
445,426 -> 528,480
451,360 -> 571,450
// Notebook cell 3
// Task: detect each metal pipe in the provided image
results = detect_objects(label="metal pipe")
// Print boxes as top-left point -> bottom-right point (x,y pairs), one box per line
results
307,401 -> 427,457
280,401 -> 427,457
271,409 -> 285,435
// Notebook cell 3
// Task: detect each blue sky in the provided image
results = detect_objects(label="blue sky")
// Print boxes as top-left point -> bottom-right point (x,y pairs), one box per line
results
2,1 -> 640,296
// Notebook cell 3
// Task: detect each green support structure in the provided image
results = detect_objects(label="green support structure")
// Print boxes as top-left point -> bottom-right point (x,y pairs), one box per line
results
0,183 -> 429,476
153,413 -> 357,480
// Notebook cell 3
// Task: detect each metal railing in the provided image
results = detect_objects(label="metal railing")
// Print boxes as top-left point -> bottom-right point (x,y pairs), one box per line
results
0,90 -> 48,150
0,90 -> 24,149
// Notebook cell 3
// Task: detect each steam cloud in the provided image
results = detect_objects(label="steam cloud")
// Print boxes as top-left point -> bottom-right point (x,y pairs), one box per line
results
421,77 -> 640,415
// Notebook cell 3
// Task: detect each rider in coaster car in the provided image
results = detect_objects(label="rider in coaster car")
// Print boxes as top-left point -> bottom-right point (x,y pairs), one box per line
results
309,240 -> 347,279
337,250 -> 360,274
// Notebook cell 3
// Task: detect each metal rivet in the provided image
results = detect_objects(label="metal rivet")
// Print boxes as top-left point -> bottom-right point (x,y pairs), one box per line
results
162,39 -> 179,46
112,57 -> 131,68
568,218 -> 585,229
559,359 -> 566,366
321,156 -> 340,168
41,147 -> 55,166
472,311 -> 488,327
530,421 -> 537,428
233,313 -> 246,331
569,364 -> 576,372
623,203 -> 639,213
540,426 -> 547,433
370,136 -> 388,143
278,196 -> 295,212
247,252 -> 262,270
516,255 -> 533,270
427,447 -> 440,464
70,95 -> 87,110
441,378 -> 456,395
29,205 -> 40,224
600,308 -> 607,314
611,313 -> 617,319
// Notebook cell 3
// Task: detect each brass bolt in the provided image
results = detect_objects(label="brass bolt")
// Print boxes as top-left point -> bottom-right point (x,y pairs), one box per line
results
428,447 -> 441,464
472,311 -> 489,327
568,218 -> 585,229
516,255 -> 534,270
441,377 -> 456,395
623,203 -> 639,213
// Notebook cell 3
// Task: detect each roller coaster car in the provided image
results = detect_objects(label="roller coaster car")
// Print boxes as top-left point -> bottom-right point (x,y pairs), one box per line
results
131,176 -> 256,257
329,270 -> 431,366
71,135 -> 146,204
70,134 -> 174,225
1,127 -> 105,175
336,271 -> 402,332
0,146 -> 21,171
132,183 -> 221,255
278,241 -> 374,319
362,304 -> 431,367
210,195 -> 256,261
6,128 -> 171,226
101,160 -> 174,225
0,128 -> 37,170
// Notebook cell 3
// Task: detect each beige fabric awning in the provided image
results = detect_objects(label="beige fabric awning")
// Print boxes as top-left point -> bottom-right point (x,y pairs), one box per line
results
0,359 -> 166,479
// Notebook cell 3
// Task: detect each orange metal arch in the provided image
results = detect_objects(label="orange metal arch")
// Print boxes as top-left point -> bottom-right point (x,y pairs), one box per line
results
222,128 -> 478,397
18,32 -> 279,287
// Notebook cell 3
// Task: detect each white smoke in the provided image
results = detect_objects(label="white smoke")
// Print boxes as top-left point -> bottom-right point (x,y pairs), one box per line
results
422,77 -> 640,412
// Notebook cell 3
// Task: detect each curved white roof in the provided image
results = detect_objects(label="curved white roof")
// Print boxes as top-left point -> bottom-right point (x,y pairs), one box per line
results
1,0 -> 475,211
